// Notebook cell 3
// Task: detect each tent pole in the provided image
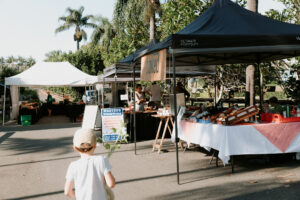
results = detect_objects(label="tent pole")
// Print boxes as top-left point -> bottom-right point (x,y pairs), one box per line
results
133,63 -> 137,155
2,82 -> 6,126
114,72 -> 117,107
214,70 -> 217,107
102,78 -> 105,108
172,50 -> 180,185
257,63 -> 263,113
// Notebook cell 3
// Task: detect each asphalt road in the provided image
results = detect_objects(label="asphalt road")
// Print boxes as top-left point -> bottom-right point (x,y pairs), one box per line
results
1,120 -> 300,200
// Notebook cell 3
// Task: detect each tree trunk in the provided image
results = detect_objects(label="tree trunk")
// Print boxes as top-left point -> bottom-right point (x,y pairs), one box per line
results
246,0 -> 258,106
247,0 -> 258,13
149,14 -> 155,41
246,65 -> 256,105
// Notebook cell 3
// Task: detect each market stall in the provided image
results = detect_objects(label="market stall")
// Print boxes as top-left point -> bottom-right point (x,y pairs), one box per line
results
133,0 -> 300,183
100,49 -> 215,144
173,107 -> 300,165
3,62 -> 97,125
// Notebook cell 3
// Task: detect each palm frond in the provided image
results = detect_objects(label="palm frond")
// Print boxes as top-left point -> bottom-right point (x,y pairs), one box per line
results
66,7 -> 75,14
58,16 -> 67,22
78,6 -> 84,14
83,22 -> 97,28
55,23 -> 73,33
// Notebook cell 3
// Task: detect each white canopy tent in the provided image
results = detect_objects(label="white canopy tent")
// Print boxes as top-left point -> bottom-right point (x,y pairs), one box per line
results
3,62 -> 98,125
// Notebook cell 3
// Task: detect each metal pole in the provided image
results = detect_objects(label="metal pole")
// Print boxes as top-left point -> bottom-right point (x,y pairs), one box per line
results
257,63 -> 263,112
114,72 -> 117,107
133,63 -> 137,155
2,82 -> 6,126
214,71 -> 217,107
171,50 -> 180,184
102,78 -> 105,107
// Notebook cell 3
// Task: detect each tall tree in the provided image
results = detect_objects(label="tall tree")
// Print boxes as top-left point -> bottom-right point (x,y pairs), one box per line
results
55,6 -> 96,50
91,16 -> 115,50
144,0 -> 162,41
246,0 -> 258,106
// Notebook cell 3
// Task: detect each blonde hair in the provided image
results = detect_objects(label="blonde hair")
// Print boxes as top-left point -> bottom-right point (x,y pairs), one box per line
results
75,143 -> 94,153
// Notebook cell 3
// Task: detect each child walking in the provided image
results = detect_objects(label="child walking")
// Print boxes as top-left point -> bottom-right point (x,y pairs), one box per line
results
64,128 -> 115,200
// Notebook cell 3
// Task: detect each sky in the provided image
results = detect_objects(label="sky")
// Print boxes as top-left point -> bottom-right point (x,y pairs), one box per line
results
0,0 -> 285,62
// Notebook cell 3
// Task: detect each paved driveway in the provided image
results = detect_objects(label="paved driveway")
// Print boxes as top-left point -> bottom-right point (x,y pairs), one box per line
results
1,121 -> 300,200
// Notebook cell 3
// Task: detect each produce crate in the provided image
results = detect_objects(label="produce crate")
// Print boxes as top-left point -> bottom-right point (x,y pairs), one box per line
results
21,115 -> 32,126
261,113 -> 300,123
226,105 -> 259,125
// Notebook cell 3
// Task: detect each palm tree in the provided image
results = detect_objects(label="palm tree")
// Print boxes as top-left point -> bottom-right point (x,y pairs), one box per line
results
246,0 -> 258,106
55,6 -> 96,50
91,16 -> 115,50
144,0 -> 161,41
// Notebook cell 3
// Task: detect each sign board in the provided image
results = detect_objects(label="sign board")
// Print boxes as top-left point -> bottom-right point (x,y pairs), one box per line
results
141,49 -> 166,81
101,108 -> 125,142
120,94 -> 128,101
82,105 -> 100,129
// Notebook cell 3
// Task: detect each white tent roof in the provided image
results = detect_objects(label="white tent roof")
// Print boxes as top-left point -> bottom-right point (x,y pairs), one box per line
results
5,62 -> 97,87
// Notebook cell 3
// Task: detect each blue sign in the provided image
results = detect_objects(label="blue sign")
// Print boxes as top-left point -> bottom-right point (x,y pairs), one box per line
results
101,108 -> 123,116
101,108 -> 124,142
103,134 -> 119,142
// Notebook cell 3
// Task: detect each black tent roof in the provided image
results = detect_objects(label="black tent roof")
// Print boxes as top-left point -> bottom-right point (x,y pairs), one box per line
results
104,39 -> 216,78
103,63 -> 216,78
134,0 -> 300,64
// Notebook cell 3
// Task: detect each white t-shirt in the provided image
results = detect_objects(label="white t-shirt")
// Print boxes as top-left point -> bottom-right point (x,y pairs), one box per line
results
149,85 -> 161,102
66,155 -> 112,200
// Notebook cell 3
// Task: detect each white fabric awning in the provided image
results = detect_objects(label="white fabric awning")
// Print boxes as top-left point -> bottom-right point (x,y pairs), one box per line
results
5,62 -> 97,87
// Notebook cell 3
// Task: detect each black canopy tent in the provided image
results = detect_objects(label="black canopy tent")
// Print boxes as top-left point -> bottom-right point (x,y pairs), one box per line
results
134,0 -> 300,64
133,0 -> 300,184
103,40 -> 216,155
103,64 -> 216,78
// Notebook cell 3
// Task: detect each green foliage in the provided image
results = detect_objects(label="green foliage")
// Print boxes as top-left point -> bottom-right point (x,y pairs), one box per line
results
91,15 -> 115,48
264,1 -> 300,102
0,56 -> 35,83
97,122 -> 128,158
158,0 -> 213,39
158,0 -> 246,40
101,0 -> 149,66
265,92 -> 288,100
44,44 -> 105,75
20,88 -> 40,102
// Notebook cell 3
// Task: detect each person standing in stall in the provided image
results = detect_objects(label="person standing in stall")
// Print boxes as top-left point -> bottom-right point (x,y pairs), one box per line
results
135,84 -> 146,111
46,91 -> 53,117
176,82 -> 190,100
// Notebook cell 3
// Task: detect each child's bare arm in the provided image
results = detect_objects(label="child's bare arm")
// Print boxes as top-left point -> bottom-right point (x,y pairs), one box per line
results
64,180 -> 76,199
105,171 -> 115,188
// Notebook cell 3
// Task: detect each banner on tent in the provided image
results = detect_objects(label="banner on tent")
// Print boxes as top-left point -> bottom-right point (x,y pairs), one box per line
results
141,49 -> 166,81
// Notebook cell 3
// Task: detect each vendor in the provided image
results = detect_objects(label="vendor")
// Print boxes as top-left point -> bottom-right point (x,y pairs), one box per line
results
146,82 -> 162,108
268,96 -> 284,114
46,91 -> 53,117
176,82 -> 190,100
135,84 -> 146,111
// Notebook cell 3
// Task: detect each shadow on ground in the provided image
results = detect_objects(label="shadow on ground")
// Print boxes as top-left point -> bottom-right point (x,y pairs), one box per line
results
0,136 -> 73,155
1,123 -> 81,132
147,179 -> 300,200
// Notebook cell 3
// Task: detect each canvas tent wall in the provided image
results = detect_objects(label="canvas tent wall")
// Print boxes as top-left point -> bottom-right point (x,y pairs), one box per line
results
3,62 -> 97,125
